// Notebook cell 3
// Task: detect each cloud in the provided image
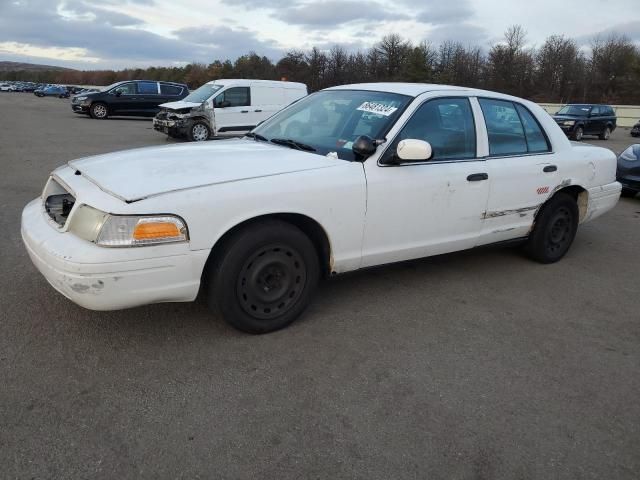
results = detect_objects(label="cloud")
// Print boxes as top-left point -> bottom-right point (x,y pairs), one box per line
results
574,20 -> 640,47
425,24 -> 490,47
275,1 -> 409,26
416,1 -> 474,24
174,25 -> 285,59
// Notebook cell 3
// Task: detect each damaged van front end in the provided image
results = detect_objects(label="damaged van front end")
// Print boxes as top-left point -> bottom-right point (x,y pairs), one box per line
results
153,101 -> 214,141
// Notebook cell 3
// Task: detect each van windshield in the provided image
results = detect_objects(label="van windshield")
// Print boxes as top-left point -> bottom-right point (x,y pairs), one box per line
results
183,84 -> 224,103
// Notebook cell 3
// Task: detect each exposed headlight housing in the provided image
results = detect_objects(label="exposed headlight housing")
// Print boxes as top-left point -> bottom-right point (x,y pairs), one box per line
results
68,205 -> 188,247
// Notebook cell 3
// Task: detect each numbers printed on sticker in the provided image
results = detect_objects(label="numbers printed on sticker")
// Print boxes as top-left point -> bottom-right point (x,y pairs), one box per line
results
357,102 -> 398,117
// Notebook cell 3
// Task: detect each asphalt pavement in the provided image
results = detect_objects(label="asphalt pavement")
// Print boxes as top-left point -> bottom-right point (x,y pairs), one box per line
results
1,93 -> 639,479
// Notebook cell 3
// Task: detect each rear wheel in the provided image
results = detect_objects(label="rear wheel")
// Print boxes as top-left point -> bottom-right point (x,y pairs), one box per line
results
206,220 -> 320,334
188,121 -> 211,142
572,126 -> 584,141
599,126 -> 611,140
90,102 -> 108,119
524,192 -> 579,264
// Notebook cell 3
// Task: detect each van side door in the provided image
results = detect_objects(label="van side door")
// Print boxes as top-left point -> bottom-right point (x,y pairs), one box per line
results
212,87 -> 253,135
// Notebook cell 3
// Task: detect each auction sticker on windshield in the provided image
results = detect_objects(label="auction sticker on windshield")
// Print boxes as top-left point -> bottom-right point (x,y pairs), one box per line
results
356,102 -> 398,116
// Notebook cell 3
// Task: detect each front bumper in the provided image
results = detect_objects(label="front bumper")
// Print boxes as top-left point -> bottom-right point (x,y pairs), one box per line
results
21,199 -> 208,311
153,117 -> 189,137
71,103 -> 89,113
584,181 -> 622,223
617,174 -> 640,192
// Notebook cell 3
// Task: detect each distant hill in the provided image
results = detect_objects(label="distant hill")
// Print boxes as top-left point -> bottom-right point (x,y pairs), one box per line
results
0,61 -> 76,72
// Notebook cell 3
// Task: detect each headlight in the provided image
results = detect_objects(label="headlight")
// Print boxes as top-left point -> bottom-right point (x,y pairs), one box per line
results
68,205 -> 188,247
620,145 -> 640,162
562,120 -> 576,126
75,96 -> 87,101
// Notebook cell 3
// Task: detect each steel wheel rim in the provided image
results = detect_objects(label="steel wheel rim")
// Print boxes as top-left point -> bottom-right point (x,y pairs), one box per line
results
93,105 -> 106,118
546,207 -> 572,255
192,124 -> 209,141
237,243 -> 307,320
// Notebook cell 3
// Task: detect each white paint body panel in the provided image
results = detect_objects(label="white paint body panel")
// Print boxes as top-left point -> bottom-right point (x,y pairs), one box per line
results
21,83 -> 621,311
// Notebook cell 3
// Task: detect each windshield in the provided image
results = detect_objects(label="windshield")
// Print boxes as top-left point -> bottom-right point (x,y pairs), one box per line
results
251,89 -> 411,161
183,84 -> 224,103
101,81 -> 126,92
557,105 -> 591,116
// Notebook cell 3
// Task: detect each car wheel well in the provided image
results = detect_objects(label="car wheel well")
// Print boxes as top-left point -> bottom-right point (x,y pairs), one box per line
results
202,213 -> 332,286
551,185 -> 588,222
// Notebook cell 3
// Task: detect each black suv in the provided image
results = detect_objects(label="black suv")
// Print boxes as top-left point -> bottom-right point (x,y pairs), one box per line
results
552,104 -> 616,141
71,80 -> 188,119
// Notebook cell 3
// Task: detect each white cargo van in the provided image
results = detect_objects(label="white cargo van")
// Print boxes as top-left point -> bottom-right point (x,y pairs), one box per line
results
153,79 -> 307,141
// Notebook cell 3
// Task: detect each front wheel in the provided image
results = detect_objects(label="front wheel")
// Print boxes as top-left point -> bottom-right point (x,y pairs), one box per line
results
206,220 -> 320,334
572,126 -> 584,141
524,192 -> 579,264
90,102 -> 108,119
188,121 -> 211,142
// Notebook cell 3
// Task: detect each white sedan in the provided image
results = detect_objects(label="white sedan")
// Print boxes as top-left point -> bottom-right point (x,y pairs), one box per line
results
21,83 -> 621,333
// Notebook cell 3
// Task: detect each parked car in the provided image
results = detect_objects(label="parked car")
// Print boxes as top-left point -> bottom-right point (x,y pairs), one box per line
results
631,120 -> 639,137
552,104 -> 616,141
617,144 -> 640,197
0,83 -> 11,92
71,80 -> 188,119
153,79 -> 308,141
34,85 -> 69,98
21,83 -> 621,333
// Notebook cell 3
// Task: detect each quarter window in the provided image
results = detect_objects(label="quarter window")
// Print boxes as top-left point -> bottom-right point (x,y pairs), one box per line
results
160,84 -> 183,96
215,87 -> 250,107
386,98 -> 476,162
515,104 -> 551,153
137,82 -> 158,95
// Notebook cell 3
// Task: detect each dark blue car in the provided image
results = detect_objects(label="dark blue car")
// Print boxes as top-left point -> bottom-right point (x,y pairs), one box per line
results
34,86 -> 69,98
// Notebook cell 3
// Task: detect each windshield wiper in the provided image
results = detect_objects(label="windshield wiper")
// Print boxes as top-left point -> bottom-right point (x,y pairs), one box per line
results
245,132 -> 269,142
270,138 -> 316,152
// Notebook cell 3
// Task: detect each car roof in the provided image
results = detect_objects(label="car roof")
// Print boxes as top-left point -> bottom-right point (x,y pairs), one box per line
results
205,79 -> 306,88
326,82 -> 525,101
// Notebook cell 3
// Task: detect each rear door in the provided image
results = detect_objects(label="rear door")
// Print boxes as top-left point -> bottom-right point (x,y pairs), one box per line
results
478,98 -> 556,244
159,83 -> 185,105
212,87 -> 252,134
586,106 -> 602,134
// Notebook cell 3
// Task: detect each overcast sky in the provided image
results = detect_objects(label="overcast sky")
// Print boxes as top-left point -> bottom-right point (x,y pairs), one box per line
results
1,0 -> 639,70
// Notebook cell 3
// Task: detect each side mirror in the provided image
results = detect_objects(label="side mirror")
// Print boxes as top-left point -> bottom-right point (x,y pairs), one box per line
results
352,135 -> 378,158
396,139 -> 432,162
114,90 -> 122,97
220,100 -> 231,108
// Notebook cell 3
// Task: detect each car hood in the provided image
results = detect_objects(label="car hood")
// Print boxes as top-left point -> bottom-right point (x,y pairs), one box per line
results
158,100 -> 202,110
553,115 -> 582,121
68,139 -> 345,202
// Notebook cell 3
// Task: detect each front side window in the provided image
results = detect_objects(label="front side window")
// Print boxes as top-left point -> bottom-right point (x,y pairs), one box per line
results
137,82 -> 158,95
383,98 -> 476,162
252,89 -> 411,161
215,87 -> 250,107
112,83 -> 136,95
479,98 -> 528,156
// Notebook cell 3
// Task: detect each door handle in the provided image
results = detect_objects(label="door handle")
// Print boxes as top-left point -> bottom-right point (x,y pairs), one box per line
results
254,109 -> 262,112
543,165 -> 557,173
467,173 -> 488,182
241,110 -> 249,113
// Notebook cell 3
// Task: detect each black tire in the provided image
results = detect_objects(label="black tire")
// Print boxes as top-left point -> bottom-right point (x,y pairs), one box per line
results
187,121 -> 211,142
206,220 -> 320,334
89,102 -> 108,119
524,192 -> 579,264
571,126 -> 584,141
621,188 -> 637,198
599,126 -> 611,140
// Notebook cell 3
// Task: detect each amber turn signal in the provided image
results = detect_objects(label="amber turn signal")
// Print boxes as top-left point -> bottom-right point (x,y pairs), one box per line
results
133,221 -> 181,240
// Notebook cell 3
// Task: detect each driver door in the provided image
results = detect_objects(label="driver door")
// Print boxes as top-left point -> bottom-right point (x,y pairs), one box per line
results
361,96 -> 490,267
110,82 -> 137,115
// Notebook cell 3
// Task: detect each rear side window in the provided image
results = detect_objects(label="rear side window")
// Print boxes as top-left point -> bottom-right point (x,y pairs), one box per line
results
515,104 -> 551,153
215,87 -> 250,107
160,84 -> 183,96
479,99 -> 527,156
137,82 -> 158,95
591,106 -> 601,116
